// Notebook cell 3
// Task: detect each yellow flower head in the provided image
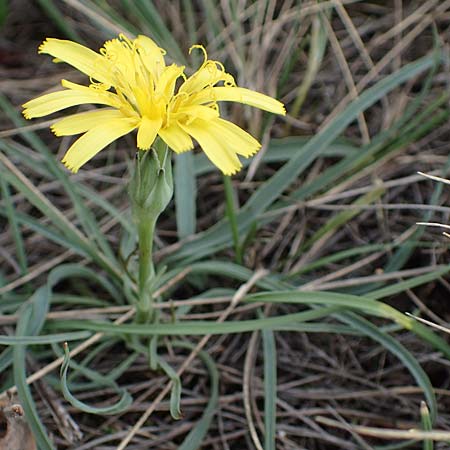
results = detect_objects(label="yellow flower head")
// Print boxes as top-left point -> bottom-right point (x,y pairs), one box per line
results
23,34 -> 285,175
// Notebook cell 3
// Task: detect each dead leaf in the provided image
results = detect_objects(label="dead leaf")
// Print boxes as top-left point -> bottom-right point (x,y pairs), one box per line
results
0,397 -> 37,450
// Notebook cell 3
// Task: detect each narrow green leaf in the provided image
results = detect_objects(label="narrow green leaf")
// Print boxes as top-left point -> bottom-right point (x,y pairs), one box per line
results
223,175 -> 242,263
302,186 -> 385,249
290,11 -> 327,118
262,322 -> 277,450
175,152 -> 197,238
0,348 -> 13,373
367,265 -> 450,300
36,0 -> 83,41
123,0 -> 185,63
421,401 -> 434,450
60,343 -> 132,415
176,341 -> 219,450
340,312 -> 437,422
53,306 -> 342,336
0,177 -> 27,275
0,331 -> 91,345
13,305 -> 55,450
158,357 -> 181,419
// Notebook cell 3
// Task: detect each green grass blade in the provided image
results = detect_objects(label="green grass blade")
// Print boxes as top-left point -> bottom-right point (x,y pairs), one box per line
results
46,263 -> 123,303
247,291 -> 450,359
13,305 -> 55,450
199,0 -> 223,42
0,208 -> 92,260
175,152 -> 197,238
36,0 -> 83,41
0,348 -> 13,373
163,260 -> 289,291
52,306 -> 342,336
262,322 -> 277,450
182,0 -> 198,47
290,11 -> 328,118
223,175 -> 242,263
0,331 -> 91,345
68,0 -> 140,38
421,401 -> 434,450
176,341 -> 219,450
157,357 -> 182,419
192,137 -> 358,176
367,265 -> 450,300
288,243 -> 395,278
60,343 -> 132,415
302,186 -> 385,250
0,177 -> 27,275
76,183 -> 135,234
121,0 -> 185,63
0,156 -> 88,250
340,312 -> 437,422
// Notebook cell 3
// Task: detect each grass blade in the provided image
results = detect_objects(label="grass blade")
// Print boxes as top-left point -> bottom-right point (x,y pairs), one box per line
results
13,305 -> 55,450
339,312 -> 437,421
175,152 -> 197,238
0,177 -> 27,275
0,331 -> 91,345
262,322 -> 277,450
421,401 -> 434,450
60,343 -> 132,415
36,0 -> 83,41
176,341 -> 219,450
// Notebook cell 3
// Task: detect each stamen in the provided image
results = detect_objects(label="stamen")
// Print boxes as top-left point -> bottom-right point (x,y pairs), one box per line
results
189,44 -> 208,69
119,34 -> 134,50
89,78 -> 109,90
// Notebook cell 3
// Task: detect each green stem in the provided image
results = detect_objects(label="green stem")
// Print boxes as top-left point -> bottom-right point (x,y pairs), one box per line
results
137,215 -> 157,322
223,175 -> 242,264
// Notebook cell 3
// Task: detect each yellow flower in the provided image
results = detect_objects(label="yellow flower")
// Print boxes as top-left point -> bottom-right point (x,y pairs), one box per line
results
23,34 -> 285,175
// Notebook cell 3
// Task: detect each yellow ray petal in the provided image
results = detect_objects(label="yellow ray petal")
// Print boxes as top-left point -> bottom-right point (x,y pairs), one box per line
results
180,119 -> 242,175
158,123 -> 193,153
180,61 -> 235,94
60,79 -> 117,98
175,104 -> 219,122
23,87 -> 120,119
137,115 -> 163,150
51,109 -> 125,136
39,38 -> 112,85
61,118 -> 138,173
192,86 -> 286,115
205,118 -> 261,157
135,35 -> 166,79
155,64 -> 185,101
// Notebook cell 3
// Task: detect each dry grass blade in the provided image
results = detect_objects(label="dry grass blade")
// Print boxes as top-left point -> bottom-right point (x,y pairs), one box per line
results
323,14 -> 370,144
406,313 -> 450,335
316,415 -> 450,441
243,331 -> 264,450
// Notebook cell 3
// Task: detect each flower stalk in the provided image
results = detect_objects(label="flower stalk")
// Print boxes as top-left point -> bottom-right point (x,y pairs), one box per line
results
129,139 -> 173,322
137,215 -> 156,322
